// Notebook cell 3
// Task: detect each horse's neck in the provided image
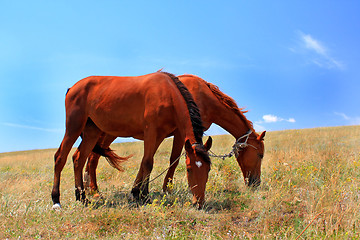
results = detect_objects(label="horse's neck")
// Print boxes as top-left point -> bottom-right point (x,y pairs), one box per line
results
179,76 -> 252,141
190,78 -> 251,140
207,105 -> 251,140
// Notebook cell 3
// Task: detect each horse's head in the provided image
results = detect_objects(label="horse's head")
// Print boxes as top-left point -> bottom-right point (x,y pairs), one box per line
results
236,131 -> 266,188
184,136 -> 212,208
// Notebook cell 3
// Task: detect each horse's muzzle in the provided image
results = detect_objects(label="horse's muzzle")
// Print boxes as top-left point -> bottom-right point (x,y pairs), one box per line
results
247,176 -> 261,188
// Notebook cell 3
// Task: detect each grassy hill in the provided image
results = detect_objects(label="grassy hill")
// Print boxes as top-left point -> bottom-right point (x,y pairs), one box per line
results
1,125 -> 359,239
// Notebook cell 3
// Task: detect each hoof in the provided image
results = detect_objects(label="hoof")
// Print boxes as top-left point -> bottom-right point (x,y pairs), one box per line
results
131,188 -> 141,201
52,203 -> 61,210
82,198 -> 91,207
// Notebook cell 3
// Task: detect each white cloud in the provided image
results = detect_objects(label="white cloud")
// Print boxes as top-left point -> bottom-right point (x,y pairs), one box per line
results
1,122 -> 63,133
334,112 -> 350,120
257,114 -> 296,124
293,31 -> 345,70
263,114 -> 280,123
335,112 -> 360,125
302,34 -> 327,55
288,118 -> 296,123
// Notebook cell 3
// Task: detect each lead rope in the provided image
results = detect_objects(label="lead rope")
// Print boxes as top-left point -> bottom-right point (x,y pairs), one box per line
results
147,152 -> 186,184
148,130 -> 258,183
147,141 -> 204,184
208,130 -> 257,160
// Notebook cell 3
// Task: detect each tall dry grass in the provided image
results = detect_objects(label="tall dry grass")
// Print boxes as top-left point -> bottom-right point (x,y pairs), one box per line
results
0,125 -> 359,239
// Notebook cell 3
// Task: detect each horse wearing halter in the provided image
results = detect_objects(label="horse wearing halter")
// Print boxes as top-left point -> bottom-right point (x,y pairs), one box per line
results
232,130 -> 258,158
208,130 -> 257,160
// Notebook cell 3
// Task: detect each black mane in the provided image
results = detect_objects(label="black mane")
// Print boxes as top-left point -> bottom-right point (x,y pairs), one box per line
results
160,71 -> 210,163
161,72 -> 204,144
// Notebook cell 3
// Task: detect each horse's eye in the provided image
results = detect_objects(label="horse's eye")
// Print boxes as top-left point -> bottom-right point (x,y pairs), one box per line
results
187,168 -> 192,173
258,154 -> 264,159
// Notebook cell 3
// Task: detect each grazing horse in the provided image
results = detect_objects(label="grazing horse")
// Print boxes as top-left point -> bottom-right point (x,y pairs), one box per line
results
51,72 -> 212,209
84,74 -> 266,196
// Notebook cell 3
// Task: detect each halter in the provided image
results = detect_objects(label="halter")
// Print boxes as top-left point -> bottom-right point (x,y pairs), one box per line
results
192,142 -> 203,147
232,130 -> 258,158
208,130 -> 257,160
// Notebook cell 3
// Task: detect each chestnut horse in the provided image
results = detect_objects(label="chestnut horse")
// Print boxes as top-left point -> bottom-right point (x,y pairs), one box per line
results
84,74 -> 265,196
51,72 -> 212,209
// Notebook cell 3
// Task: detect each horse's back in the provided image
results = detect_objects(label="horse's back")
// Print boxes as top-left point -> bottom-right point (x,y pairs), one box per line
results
68,72 -> 175,100
65,72 -> 180,137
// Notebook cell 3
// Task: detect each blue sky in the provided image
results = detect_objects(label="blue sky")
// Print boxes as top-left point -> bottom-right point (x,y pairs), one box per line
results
1,1 -> 359,153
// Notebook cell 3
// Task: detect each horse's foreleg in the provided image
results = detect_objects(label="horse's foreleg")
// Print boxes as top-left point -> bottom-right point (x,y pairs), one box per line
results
84,134 -> 116,193
84,134 -> 105,191
162,130 -> 183,192
131,130 -> 162,201
84,152 -> 100,191
131,153 -> 155,201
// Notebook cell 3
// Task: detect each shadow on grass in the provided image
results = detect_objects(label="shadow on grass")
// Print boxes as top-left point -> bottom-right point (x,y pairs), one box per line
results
87,190 -> 142,209
203,189 -> 246,213
87,188 -> 251,212
87,189 -> 175,209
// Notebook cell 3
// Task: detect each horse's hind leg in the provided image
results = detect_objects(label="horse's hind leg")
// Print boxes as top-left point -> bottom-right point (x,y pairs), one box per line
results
52,104 -> 88,208
52,123 -> 86,207
73,120 -> 102,203
52,138 -> 76,207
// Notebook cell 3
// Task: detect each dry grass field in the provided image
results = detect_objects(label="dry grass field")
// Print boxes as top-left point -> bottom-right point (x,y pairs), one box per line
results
1,125 -> 359,239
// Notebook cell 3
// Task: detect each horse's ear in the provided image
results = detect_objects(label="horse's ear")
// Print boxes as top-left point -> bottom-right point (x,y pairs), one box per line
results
204,136 -> 212,151
257,131 -> 266,141
185,139 -> 193,152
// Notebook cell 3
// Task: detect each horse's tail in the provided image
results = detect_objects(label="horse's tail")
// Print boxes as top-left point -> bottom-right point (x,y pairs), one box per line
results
92,144 -> 133,171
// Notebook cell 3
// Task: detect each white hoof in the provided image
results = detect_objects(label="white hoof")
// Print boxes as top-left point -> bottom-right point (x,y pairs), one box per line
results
52,203 -> 61,210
